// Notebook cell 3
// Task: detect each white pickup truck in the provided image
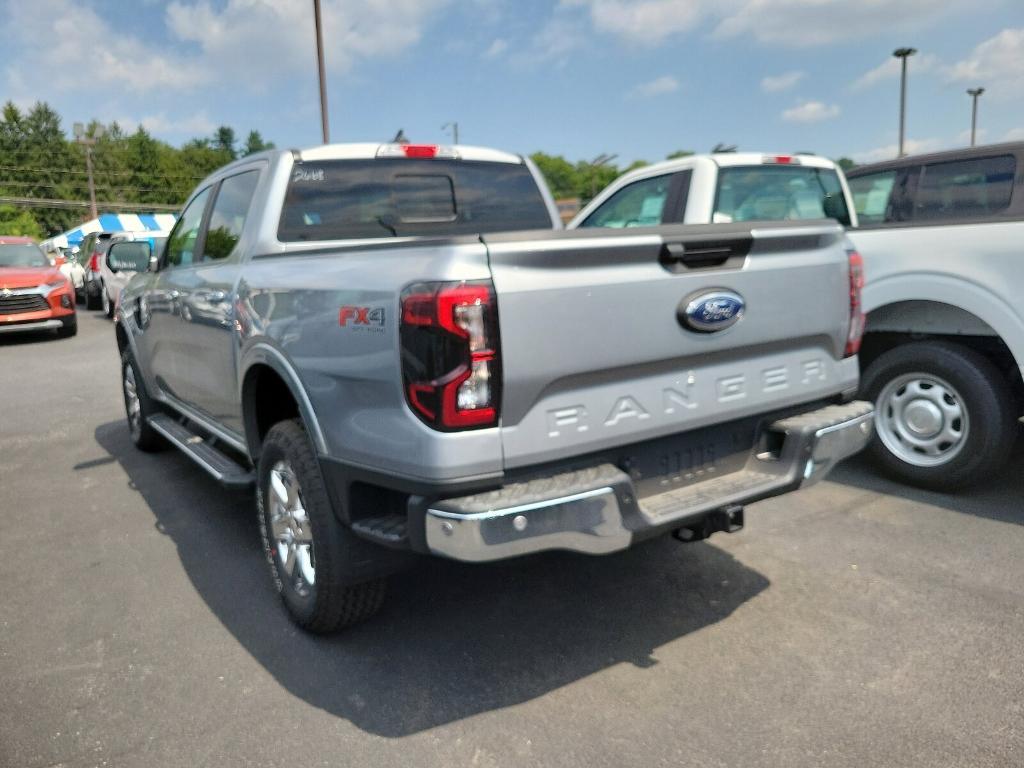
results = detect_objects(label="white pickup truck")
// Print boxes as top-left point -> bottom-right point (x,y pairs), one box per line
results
844,143 -> 1024,490
575,146 -> 1023,490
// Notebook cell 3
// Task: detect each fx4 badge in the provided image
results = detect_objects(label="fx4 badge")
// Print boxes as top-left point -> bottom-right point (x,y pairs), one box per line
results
339,305 -> 386,332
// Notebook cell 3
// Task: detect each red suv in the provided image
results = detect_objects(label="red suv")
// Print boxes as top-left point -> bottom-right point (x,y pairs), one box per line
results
0,236 -> 77,338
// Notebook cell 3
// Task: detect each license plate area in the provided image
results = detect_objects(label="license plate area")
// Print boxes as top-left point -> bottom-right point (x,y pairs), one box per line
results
618,419 -> 757,498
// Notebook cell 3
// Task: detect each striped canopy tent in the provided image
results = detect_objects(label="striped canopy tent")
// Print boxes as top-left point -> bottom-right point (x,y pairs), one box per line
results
42,212 -> 178,251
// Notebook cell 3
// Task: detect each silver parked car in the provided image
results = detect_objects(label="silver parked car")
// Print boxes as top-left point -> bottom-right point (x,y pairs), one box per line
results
98,232 -> 168,318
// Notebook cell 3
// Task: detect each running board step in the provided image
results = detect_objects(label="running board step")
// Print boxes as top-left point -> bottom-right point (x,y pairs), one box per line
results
148,414 -> 255,490
351,514 -> 409,548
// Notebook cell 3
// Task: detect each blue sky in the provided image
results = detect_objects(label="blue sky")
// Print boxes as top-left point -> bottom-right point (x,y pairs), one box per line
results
4,0 -> 1024,165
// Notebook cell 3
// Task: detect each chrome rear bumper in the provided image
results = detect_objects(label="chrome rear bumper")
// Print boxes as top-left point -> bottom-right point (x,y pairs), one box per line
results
424,401 -> 873,563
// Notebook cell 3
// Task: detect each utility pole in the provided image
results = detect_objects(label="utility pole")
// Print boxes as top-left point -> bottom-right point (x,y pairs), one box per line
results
588,153 -> 618,200
967,87 -> 985,147
893,47 -> 916,157
313,0 -> 330,144
442,122 -> 459,145
73,122 -> 104,220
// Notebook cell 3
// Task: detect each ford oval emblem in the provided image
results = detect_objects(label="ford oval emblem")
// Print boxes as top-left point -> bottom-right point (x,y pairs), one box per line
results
679,290 -> 745,333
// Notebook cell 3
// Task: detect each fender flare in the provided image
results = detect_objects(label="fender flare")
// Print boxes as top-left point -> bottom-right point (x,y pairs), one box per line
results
238,341 -> 329,457
864,272 -> 1024,373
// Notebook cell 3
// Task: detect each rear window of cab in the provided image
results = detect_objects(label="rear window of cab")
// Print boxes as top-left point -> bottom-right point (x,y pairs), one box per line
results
713,165 -> 851,226
277,159 -> 552,241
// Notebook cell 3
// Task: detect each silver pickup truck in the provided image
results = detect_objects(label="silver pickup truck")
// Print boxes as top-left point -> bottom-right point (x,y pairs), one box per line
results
114,142 -> 873,632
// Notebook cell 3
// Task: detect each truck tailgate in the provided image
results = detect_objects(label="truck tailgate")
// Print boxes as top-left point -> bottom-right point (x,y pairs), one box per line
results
484,222 -> 858,469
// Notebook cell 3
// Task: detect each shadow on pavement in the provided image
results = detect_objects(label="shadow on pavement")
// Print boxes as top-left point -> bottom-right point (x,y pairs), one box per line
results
93,419 -> 769,737
828,447 -> 1024,527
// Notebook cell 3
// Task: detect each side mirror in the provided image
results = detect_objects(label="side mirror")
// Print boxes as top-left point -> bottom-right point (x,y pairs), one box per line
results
107,241 -> 152,273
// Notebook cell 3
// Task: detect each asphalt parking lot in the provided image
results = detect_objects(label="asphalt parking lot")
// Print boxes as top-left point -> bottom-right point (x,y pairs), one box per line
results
2,311 -> 1022,768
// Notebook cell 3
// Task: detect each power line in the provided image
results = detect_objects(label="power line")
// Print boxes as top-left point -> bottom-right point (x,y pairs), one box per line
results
0,179 -> 183,196
0,196 -> 180,212
0,163 -> 207,180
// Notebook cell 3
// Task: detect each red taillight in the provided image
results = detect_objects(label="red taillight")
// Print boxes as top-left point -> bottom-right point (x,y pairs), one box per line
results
88,252 -> 100,272
762,155 -> 799,165
401,144 -> 439,159
400,281 -> 501,430
845,250 -> 865,357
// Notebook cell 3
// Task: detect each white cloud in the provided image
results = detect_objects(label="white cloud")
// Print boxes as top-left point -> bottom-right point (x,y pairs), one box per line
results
761,70 -> 804,92
782,100 -> 840,123
558,0 -> 980,50
165,0 -> 451,82
851,53 -> 938,91
140,113 -> 218,137
714,0 -> 976,47
3,0 -> 448,103
946,28 -> 1024,98
517,16 -> 587,66
484,38 -> 508,58
1004,128 -> 1024,142
851,137 -> 945,164
628,75 -> 680,99
4,0 -> 206,93
562,0 -> 708,45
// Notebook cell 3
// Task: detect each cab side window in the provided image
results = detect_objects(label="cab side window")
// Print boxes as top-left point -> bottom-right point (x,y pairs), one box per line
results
913,155 -> 1016,221
203,170 -> 260,262
848,171 -> 897,225
164,187 -> 212,269
580,173 -> 684,228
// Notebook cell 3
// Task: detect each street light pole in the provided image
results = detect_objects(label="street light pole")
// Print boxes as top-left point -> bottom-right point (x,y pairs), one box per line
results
893,47 -> 917,158
442,122 -> 459,145
967,87 -> 985,147
313,0 -> 330,144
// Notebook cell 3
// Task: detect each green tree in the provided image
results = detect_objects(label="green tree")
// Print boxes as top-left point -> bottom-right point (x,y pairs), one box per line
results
666,150 -> 693,160
212,126 -> 237,162
0,205 -> 44,238
836,157 -> 857,172
529,152 -> 580,199
243,130 -> 274,156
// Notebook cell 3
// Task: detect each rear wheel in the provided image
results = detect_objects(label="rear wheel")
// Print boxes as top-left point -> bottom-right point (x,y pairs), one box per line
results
861,341 -> 1017,491
101,284 -> 114,318
258,419 -> 387,633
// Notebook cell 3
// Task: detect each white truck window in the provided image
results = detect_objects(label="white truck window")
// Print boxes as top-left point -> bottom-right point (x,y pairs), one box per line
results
579,174 -> 674,228
848,171 -> 897,224
714,166 -> 851,226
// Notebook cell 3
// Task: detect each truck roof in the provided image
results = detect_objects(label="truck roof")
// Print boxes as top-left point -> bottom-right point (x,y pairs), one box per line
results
846,141 -> 1024,177
296,143 -> 524,165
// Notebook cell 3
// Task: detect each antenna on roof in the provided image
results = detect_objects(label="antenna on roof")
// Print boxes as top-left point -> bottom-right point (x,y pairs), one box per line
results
392,129 -> 409,144
712,143 -> 738,153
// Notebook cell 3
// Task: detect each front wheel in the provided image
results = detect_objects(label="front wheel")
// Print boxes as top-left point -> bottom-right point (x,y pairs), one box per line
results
258,419 -> 387,633
56,315 -> 77,338
861,341 -> 1017,491
121,350 -> 165,452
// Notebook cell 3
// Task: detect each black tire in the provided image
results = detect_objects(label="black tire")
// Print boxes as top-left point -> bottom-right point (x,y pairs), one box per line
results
861,341 -> 1017,491
121,350 -> 166,452
258,419 -> 387,633
56,315 -> 77,338
102,284 -> 114,318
